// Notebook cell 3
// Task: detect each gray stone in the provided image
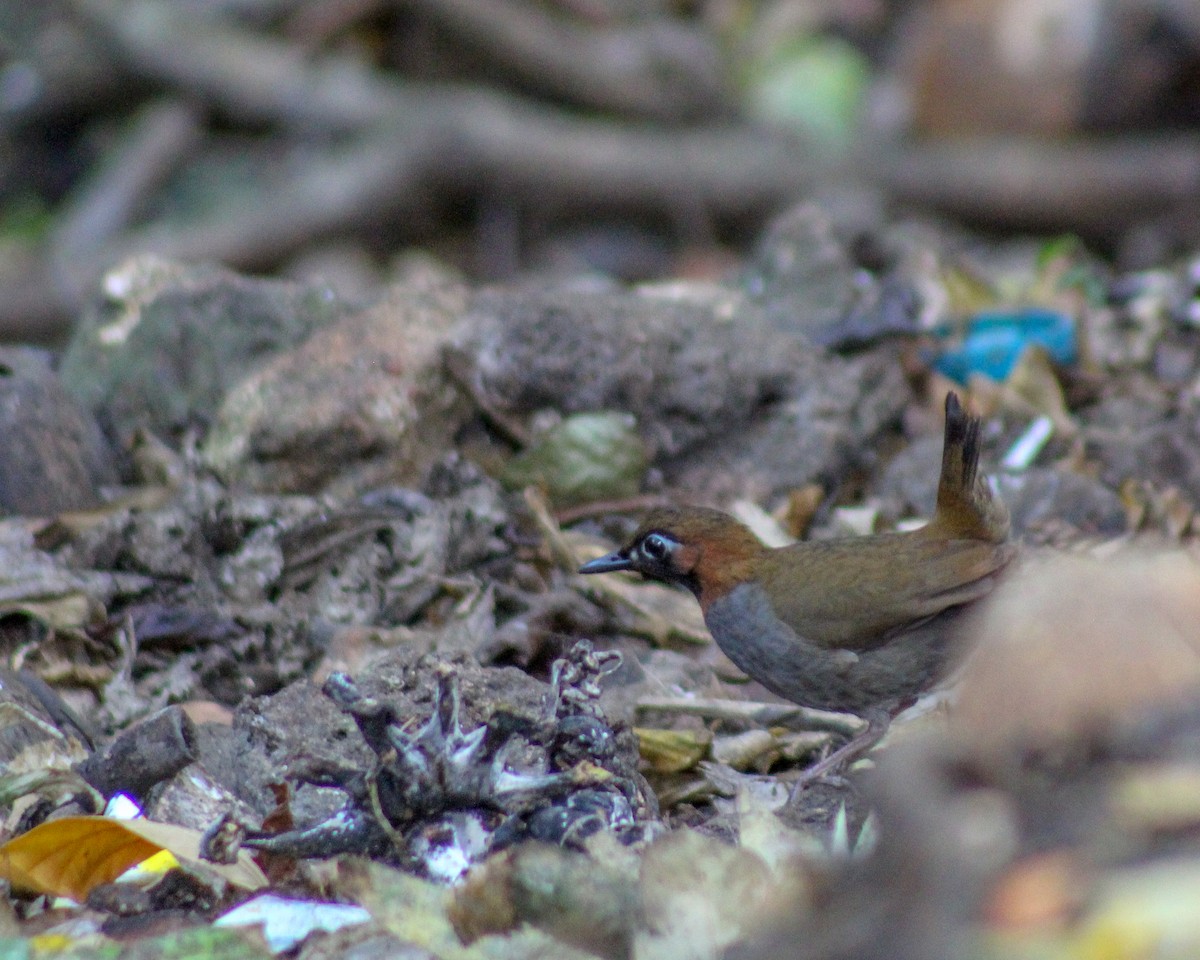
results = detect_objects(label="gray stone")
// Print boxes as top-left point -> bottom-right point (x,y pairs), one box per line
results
455,282 -> 798,461
61,256 -> 353,440
202,280 -> 471,495
0,347 -> 118,515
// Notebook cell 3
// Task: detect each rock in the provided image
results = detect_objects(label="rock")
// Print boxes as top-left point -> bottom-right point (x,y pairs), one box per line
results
0,347 -> 119,515
879,429 -> 1128,538
1085,419 -> 1200,507
234,651 -> 553,828
875,430 -> 944,519
667,345 -> 910,505
454,270 -> 908,505
994,469 -> 1128,538
60,256 -> 354,440
956,551 -> 1200,758
202,280 -> 471,495
455,282 -> 797,461
741,201 -> 862,338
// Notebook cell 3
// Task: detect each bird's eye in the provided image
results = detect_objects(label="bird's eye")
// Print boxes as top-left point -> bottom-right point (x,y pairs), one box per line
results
641,533 -> 670,561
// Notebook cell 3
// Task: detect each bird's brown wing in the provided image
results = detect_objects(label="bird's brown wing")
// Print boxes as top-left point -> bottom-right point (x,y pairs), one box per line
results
758,534 -> 1015,651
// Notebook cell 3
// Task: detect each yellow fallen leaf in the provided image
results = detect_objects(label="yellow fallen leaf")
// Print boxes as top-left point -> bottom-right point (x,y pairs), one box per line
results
635,728 -> 710,774
0,816 -> 267,901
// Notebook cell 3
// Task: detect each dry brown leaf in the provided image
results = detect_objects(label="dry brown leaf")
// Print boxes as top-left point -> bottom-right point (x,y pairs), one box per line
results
780,484 -> 824,540
0,815 -> 267,901
0,596 -> 97,633
1003,344 -> 1076,436
710,729 -> 779,772
525,485 -> 710,646
584,565 -> 710,646
636,828 -> 796,959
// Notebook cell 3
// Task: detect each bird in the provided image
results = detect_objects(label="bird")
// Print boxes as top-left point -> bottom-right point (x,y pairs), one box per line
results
579,392 -> 1016,779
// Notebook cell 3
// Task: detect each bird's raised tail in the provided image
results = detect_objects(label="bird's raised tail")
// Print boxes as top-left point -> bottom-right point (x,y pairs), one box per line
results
928,392 -> 1010,543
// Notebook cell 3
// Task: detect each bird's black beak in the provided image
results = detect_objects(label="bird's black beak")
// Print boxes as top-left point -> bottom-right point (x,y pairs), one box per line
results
578,551 -> 634,574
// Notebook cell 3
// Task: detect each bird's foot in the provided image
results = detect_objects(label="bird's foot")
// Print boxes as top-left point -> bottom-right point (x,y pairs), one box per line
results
788,712 -> 890,796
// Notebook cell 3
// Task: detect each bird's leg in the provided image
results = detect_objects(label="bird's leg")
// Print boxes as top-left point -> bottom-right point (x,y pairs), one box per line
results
789,709 -> 891,791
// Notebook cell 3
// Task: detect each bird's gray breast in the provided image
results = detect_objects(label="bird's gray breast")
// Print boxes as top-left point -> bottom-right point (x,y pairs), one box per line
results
704,582 -> 962,713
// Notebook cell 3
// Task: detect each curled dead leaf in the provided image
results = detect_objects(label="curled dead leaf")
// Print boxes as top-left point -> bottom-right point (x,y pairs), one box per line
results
0,816 -> 266,902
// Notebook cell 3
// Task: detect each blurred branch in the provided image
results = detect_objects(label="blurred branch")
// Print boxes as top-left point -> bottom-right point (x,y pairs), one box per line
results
73,0 -> 398,130
0,0 -> 807,341
95,124 -> 450,272
873,135 -> 1200,238
16,0 -> 806,339
51,100 -> 203,301
394,0 -> 732,121
0,15 -> 128,132
72,0 -> 807,216
285,0 -> 389,46
59,100 -> 805,286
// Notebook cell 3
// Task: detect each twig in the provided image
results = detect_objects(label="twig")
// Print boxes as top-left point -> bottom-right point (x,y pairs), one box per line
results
443,347 -> 532,448
636,696 -> 866,736
553,494 -> 671,526
524,486 -> 580,571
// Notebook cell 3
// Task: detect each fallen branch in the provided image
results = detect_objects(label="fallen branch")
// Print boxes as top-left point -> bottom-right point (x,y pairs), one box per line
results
872,134 -> 1200,241
636,695 -> 866,736
395,0 -> 731,121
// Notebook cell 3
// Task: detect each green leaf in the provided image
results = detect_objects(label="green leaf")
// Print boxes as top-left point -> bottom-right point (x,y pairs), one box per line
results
745,36 -> 869,151
501,412 -> 647,508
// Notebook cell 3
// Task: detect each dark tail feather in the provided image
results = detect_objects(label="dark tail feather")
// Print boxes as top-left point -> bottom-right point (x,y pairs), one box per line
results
931,392 -> 1009,542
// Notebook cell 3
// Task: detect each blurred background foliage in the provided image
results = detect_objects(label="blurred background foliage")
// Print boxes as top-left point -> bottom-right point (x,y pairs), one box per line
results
3,0 -> 1200,341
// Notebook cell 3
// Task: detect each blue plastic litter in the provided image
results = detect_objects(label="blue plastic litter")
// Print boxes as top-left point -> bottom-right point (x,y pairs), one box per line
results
933,308 -> 1076,383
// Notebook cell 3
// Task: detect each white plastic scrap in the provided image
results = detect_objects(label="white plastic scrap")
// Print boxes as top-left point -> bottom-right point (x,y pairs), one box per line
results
214,894 -> 371,953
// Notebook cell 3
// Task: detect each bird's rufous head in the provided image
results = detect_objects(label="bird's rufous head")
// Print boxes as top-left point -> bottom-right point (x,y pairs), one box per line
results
578,506 -> 764,606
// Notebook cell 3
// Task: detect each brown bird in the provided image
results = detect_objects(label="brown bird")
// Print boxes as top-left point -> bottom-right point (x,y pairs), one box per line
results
580,392 -> 1015,777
